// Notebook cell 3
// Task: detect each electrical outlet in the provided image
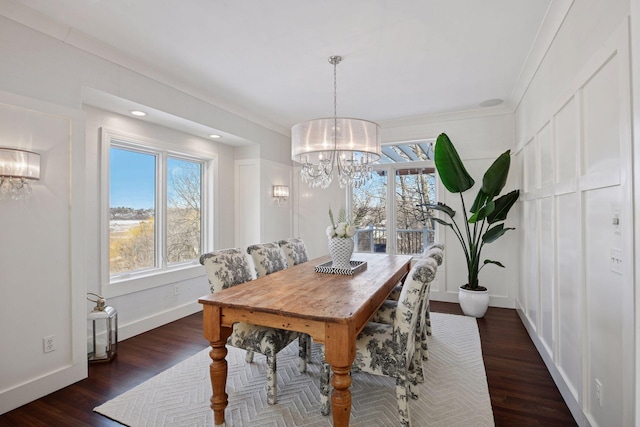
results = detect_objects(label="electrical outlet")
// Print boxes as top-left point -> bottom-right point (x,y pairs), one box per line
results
595,379 -> 603,407
43,335 -> 56,353
173,284 -> 181,296
610,248 -> 622,275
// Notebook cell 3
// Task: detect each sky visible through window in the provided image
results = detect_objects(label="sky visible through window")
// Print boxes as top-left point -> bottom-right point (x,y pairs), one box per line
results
110,147 -> 156,209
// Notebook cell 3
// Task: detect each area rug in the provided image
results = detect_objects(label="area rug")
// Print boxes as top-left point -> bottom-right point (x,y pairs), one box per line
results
94,312 -> 493,426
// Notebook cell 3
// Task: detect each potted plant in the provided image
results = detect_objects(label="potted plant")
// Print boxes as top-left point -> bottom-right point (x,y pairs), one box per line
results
425,133 -> 520,317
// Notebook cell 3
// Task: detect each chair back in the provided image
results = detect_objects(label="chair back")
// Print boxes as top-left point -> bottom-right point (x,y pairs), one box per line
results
424,245 -> 444,266
411,242 -> 444,267
247,242 -> 289,277
394,260 -> 437,365
199,248 -> 257,293
278,238 -> 309,267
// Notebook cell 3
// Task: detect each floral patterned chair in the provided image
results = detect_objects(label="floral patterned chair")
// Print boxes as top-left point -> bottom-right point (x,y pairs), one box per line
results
245,242 -> 310,371
278,238 -> 312,370
369,256 -> 439,398
320,260 -> 437,425
247,241 -> 289,278
382,243 -> 445,361
278,238 -> 309,267
199,248 -> 301,405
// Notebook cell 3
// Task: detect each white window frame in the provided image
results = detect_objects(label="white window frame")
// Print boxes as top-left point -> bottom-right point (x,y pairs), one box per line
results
100,128 -> 215,298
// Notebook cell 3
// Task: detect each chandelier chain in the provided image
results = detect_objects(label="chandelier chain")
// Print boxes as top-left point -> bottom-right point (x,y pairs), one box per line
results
332,56 -> 339,149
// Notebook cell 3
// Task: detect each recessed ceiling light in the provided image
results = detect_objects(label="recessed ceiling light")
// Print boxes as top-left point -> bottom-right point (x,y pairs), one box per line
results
209,134 -> 221,139
130,110 -> 147,116
479,99 -> 503,107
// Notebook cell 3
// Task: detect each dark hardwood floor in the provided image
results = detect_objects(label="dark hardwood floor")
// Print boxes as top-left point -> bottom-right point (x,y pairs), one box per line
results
0,302 -> 576,426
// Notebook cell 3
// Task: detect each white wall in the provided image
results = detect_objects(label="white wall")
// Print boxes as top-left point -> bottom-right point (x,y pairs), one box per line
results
292,169 -> 350,259
515,1 -> 634,425
235,157 -> 293,249
0,13 -> 290,414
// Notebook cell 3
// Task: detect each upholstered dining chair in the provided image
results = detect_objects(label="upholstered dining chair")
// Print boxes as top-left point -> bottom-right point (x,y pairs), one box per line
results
278,238 -> 312,370
278,237 -> 309,267
199,248 -> 301,405
246,241 -> 310,371
369,255 -> 439,398
320,260 -> 437,426
247,241 -> 289,277
382,243 -> 445,360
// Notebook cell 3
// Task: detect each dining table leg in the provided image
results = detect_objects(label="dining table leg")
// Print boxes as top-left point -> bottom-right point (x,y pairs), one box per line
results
209,340 -> 229,426
330,364 -> 353,426
202,305 -> 232,426
325,323 -> 356,427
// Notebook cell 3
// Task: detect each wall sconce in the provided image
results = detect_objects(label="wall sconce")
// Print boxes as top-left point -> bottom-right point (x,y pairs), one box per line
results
273,185 -> 289,205
0,148 -> 40,200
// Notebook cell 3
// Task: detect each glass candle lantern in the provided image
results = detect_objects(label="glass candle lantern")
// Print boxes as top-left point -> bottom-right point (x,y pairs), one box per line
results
87,293 -> 118,363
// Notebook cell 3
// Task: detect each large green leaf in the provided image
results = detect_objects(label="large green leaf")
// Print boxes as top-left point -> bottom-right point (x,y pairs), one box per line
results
483,259 -> 505,268
487,190 -> 520,224
423,202 -> 456,219
434,133 -> 475,193
432,217 -> 454,228
481,150 -> 511,197
469,199 -> 495,223
470,189 -> 490,213
482,224 -> 514,243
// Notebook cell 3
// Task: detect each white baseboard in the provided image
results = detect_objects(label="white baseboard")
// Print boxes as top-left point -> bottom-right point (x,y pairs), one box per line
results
118,301 -> 203,341
0,362 -> 86,415
1,302 -> 202,416
515,305 -> 591,427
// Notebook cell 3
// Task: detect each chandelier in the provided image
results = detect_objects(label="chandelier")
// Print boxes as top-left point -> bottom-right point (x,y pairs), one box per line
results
291,56 -> 381,189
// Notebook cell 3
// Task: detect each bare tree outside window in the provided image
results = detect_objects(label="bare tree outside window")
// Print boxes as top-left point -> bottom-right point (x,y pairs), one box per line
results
352,167 -> 436,254
395,168 -> 436,254
352,171 -> 387,252
167,158 -> 202,264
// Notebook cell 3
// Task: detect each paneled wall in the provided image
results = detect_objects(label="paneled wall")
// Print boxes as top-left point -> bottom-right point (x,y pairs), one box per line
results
516,16 -> 633,426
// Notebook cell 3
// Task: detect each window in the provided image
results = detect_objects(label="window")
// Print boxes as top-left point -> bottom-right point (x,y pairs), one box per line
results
102,129 -> 211,293
351,139 -> 437,255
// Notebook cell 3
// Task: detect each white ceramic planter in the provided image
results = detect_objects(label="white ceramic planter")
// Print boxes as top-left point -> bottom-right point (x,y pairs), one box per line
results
458,287 -> 490,318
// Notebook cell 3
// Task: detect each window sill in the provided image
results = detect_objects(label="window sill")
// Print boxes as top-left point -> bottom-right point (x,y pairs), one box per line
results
102,263 -> 206,298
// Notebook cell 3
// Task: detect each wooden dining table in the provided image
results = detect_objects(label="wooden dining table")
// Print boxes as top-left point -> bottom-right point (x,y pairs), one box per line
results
198,252 -> 412,426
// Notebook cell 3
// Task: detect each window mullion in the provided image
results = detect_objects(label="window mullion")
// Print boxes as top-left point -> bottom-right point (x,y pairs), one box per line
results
158,152 -> 167,269
387,165 -> 397,254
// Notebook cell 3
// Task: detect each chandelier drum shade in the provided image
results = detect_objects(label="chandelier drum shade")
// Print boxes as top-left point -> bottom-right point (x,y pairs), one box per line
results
291,56 -> 381,189
0,148 -> 40,200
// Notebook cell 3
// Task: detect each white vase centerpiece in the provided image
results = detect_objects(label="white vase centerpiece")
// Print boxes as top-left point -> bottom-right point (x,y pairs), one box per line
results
326,208 -> 356,270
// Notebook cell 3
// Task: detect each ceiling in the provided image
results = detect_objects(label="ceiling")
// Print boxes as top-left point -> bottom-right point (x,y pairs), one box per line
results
7,0 -> 562,139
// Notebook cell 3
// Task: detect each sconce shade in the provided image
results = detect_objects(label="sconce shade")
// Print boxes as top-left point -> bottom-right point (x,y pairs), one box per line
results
0,148 -> 40,200
273,185 -> 290,198
0,148 -> 40,180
